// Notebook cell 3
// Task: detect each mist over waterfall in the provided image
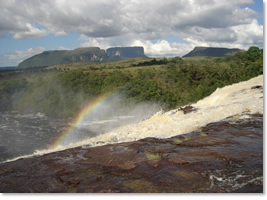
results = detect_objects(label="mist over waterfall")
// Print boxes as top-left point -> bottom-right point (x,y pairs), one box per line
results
0,95 -> 160,162
70,75 -> 263,148
0,75 -> 263,163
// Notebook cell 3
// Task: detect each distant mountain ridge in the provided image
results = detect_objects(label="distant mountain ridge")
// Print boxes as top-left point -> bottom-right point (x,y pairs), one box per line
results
183,47 -> 243,57
18,46 -> 146,69
0,66 -> 17,71
18,46 -> 244,69
18,47 -> 107,69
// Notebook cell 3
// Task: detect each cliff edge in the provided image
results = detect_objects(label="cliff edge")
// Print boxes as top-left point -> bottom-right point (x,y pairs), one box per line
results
106,47 -> 145,59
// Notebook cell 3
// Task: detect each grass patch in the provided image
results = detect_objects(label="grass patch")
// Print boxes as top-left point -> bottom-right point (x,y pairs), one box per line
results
173,138 -> 183,145
200,132 -> 208,137
145,152 -> 161,160
183,136 -> 191,141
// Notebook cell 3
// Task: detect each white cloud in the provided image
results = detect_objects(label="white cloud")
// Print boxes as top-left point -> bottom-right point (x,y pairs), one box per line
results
0,0 -> 263,57
13,23 -> 48,39
4,47 -> 46,62
231,19 -> 263,47
131,39 -> 194,57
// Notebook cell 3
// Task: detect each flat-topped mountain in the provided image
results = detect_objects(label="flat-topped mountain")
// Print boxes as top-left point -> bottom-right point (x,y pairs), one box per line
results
18,47 -> 108,69
18,46 -> 146,69
106,47 -> 145,58
183,47 -> 243,57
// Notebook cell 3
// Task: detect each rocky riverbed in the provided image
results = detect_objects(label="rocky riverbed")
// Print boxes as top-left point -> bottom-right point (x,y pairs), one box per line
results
0,114 -> 263,193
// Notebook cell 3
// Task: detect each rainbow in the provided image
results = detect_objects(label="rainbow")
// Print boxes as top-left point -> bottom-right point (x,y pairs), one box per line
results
51,91 -> 116,149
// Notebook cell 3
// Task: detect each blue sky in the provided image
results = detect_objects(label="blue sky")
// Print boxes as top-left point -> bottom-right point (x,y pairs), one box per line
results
0,0 -> 264,67
242,0 -> 263,24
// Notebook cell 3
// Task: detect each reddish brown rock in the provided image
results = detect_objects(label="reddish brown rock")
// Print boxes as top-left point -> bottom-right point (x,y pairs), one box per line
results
0,114 -> 263,193
180,136 -> 238,147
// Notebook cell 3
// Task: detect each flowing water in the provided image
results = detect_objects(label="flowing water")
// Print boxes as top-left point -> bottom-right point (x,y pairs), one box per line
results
75,75 -> 263,147
0,111 -> 156,162
0,75 -> 263,163
0,112 -> 68,162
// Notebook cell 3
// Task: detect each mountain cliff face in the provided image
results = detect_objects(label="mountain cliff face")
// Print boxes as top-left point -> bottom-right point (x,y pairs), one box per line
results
183,47 -> 243,57
18,46 -> 146,69
18,47 -> 108,69
106,47 -> 145,58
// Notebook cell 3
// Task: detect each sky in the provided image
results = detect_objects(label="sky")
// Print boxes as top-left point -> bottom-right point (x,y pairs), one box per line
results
0,0 -> 264,67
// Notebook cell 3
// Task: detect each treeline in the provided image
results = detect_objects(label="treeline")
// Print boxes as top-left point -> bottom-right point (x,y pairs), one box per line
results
121,47 -> 263,109
132,58 -> 168,66
0,46 -> 263,117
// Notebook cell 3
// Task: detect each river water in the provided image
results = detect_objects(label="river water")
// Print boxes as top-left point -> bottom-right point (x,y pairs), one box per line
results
0,112 -> 152,162
0,112 -> 67,162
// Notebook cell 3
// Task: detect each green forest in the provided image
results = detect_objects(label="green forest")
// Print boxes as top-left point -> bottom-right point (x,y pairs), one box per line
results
0,46 -> 263,117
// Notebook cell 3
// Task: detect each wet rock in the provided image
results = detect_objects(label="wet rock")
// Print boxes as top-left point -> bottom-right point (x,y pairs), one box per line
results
79,144 -> 145,170
167,157 -> 189,165
180,136 -> 237,147
251,85 -> 263,89
177,105 -> 197,114
232,180 -> 263,193
0,114 -> 263,193
123,180 -> 159,193
144,143 -> 177,153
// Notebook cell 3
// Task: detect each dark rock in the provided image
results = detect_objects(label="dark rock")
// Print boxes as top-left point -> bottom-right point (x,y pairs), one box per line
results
232,182 -> 263,193
251,85 -> 263,89
180,136 -> 238,147
0,114 -> 263,193
177,105 -> 197,114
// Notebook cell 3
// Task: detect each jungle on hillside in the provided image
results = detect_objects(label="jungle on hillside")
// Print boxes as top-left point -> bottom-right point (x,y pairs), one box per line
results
0,46 -> 263,117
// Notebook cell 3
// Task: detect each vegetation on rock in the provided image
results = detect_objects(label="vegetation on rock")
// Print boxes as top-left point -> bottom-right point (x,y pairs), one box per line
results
173,138 -> 183,145
145,152 -> 162,160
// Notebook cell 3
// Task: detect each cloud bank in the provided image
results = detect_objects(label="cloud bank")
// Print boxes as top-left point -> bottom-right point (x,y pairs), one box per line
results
0,0 -> 263,58
3,47 -> 45,61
